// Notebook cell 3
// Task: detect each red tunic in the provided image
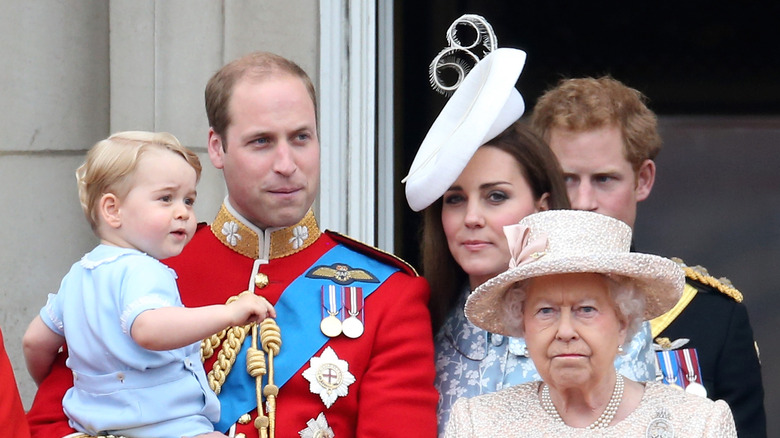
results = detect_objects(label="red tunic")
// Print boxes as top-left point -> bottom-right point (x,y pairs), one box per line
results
27,210 -> 438,437
1,327 -> 30,438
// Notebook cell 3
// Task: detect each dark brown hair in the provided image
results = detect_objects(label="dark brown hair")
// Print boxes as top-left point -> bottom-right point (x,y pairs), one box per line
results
421,120 -> 570,332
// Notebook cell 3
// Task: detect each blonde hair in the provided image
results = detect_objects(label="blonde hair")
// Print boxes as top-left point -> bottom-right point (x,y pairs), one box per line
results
76,131 -> 202,231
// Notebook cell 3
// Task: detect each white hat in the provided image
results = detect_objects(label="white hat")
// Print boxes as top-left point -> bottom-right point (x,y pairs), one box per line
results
465,210 -> 684,337
403,47 -> 527,211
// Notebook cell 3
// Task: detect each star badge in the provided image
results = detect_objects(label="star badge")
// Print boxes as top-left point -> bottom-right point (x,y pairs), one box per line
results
298,412 -> 335,438
302,346 -> 356,408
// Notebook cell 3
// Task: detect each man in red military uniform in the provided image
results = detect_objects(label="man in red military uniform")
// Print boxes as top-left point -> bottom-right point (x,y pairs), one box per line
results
27,51 -> 438,437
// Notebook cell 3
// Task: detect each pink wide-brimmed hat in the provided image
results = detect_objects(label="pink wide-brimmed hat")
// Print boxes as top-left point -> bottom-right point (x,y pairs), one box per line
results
465,210 -> 684,337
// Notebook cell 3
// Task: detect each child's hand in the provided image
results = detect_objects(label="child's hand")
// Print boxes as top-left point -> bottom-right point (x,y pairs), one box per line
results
225,292 -> 276,326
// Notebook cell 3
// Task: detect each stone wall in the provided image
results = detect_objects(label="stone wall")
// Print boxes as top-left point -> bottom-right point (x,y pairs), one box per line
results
0,0 -> 319,407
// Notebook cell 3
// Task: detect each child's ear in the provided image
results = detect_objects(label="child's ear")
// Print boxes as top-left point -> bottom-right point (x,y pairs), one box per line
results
99,193 -> 122,229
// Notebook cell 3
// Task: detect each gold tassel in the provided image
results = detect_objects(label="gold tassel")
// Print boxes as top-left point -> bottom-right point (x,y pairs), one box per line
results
247,323 -> 269,438
260,318 -> 282,438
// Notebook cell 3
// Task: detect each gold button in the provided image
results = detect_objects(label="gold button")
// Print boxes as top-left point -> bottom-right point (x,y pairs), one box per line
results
255,272 -> 269,288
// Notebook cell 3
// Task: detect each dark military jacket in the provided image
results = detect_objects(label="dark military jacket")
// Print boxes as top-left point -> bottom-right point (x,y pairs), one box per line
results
651,261 -> 766,438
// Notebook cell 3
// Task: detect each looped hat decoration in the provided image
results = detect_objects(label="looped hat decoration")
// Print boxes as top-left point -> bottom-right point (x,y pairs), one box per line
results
403,13 -> 527,212
428,14 -> 498,96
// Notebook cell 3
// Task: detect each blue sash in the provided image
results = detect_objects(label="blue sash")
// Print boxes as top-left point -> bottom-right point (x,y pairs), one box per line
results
214,243 -> 398,432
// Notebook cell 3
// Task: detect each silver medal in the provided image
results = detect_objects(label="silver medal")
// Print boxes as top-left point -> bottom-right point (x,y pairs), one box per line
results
685,381 -> 707,397
342,286 -> 364,339
342,316 -> 364,339
681,348 -> 707,397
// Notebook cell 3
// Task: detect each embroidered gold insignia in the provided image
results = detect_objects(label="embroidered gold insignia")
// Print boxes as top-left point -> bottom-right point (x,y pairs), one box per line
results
302,347 -> 355,408
306,263 -> 379,285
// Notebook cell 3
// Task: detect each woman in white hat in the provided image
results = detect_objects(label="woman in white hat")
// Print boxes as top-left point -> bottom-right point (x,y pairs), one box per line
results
405,46 -> 656,436
445,210 -> 737,437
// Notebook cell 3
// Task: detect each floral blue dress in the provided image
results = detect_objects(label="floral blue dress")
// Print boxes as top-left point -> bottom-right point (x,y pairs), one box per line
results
434,285 -> 655,437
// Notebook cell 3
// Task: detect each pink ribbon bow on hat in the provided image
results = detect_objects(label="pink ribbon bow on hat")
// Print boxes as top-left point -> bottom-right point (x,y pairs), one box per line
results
503,224 -> 548,269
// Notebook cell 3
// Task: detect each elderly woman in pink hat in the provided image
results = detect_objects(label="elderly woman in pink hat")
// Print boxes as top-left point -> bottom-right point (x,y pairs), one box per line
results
445,210 -> 737,437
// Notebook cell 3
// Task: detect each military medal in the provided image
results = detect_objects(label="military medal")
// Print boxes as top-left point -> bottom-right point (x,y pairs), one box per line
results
342,286 -> 364,339
302,346 -> 356,408
659,350 -> 683,390
654,338 -> 689,390
320,315 -> 342,338
653,352 -> 664,382
320,285 -> 343,337
680,348 -> 707,398
685,380 -> 707,398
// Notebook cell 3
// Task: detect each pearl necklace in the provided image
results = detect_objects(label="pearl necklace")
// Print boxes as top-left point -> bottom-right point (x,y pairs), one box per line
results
540,374 -> 624,430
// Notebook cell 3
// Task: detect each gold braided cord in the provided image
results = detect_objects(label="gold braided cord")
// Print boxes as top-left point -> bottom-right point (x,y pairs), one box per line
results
208,324 -> 251,394
201,292 -> 246,362
202,291 -> 254,395
201,329 -> 224,361
196,290 -> 283,431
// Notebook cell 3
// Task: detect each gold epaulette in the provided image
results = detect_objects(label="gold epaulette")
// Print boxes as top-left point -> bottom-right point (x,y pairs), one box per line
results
671,257 -> 743,303
327,230 -> 420,276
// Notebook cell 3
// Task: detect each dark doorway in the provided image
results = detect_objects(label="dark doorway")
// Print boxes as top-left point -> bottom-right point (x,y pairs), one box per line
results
395,0 -> 780,264
394,2 -> 780,435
